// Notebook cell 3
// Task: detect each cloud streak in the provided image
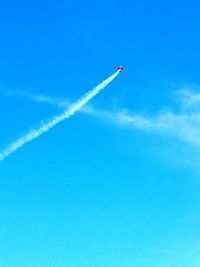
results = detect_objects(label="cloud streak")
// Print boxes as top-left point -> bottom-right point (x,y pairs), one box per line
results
3,85 -> 200,157
23,88 -> 200,147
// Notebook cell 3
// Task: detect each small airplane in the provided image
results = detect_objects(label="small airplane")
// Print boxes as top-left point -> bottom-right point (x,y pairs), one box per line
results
118,66 -> 124,71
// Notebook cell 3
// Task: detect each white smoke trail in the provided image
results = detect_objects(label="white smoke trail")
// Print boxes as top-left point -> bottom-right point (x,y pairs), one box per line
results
0,70 -> 120,161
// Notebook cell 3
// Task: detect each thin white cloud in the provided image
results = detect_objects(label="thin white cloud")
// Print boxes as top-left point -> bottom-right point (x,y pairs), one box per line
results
176,88 -> 200,111
115,110 -> 200,146
5,88 -> 200,147
4,89 -> 70,108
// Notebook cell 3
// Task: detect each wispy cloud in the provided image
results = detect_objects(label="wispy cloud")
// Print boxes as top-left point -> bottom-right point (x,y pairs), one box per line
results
117,110 -> 200,145
4,89 -> 70,108
4,88 -> 200,147
175,87 -> 200,111
76,89 -> 200,147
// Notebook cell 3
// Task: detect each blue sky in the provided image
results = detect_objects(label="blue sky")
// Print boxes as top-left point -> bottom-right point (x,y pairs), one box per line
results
1,1 -> 200,266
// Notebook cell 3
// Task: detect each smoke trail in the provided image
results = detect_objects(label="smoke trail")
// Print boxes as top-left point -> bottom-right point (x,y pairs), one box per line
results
0,70 -> 120,161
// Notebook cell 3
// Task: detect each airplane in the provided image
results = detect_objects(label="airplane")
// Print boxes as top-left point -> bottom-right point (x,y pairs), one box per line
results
118,66 -> 124,71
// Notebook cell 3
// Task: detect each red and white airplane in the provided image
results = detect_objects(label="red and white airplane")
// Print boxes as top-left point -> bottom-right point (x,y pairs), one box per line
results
118,66 -> 124,71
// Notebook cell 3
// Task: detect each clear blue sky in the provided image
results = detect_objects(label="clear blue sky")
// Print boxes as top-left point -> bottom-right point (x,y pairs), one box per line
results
1,1 -> 200,266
